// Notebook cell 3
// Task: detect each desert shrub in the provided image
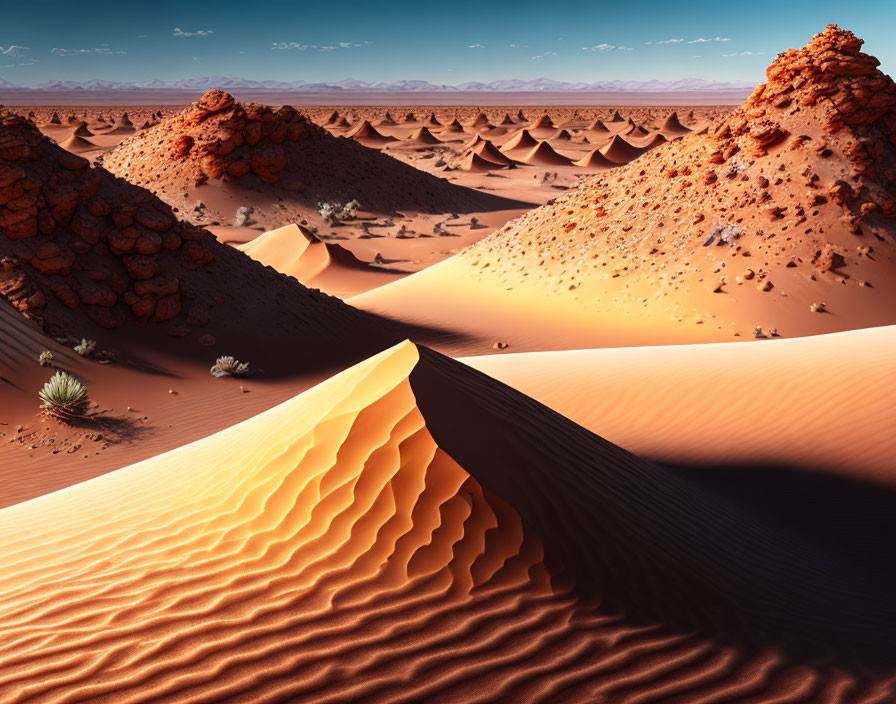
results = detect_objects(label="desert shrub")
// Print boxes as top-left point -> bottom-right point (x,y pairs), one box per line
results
73,338 -> 96,357
703,223 -> 743,247
210,355 -> 250,378
235,205 -> 254,226
39,371 -> 89,419
38,350 -> 54,367
317,200 -> 360,225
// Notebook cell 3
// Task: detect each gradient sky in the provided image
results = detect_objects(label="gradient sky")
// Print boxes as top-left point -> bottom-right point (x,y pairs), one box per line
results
1,0 -> 894,86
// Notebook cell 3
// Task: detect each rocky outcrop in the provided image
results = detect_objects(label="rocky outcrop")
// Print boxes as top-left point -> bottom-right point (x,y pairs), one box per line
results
102,90 -> 507,223
710,24 -> 896,211
0,113 -> 216,330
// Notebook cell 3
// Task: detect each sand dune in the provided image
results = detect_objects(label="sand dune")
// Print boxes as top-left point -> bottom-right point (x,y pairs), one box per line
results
0,340 -> 892,702
573,148 -> 616,169
406,125 -> 441,144
464,325 -> 896,479
470,139 -> 515,166
347,119 -> 398,147
237,223 -> 401,296
661,110 -> 691,134
599,133 -> 648,163
58,133 -> 98,152
440,117 -> 465,134
461,133 -> 484,150
517,140 -> 574,166
459,151 -> 504,172
470,111 -> 490,127
585,117 -> 611,132
71,121 -> 93,137
499,128 -> 538,153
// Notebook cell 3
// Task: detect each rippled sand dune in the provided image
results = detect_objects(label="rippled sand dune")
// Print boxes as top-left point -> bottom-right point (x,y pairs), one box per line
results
1,340 -> 894,702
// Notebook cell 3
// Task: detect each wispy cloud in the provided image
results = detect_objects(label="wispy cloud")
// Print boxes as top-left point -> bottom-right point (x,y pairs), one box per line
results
508,43 -> 528,48
173,28 -> 214,38
271,41 -> 370,51
0,46 -> 37,67
581,43 -> 633,52
51,46 -> 126,56
722,50 -> 765,57
531,51 -> 557,60
688,36 -> 730,43
645,38 -> 684,45
468,44 -> 485,49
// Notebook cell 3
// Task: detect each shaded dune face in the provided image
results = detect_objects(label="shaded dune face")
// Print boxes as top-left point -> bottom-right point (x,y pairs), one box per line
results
0,342 -> 894,702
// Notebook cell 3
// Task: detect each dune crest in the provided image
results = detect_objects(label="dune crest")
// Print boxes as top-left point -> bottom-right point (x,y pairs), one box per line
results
0,340 -> 893,701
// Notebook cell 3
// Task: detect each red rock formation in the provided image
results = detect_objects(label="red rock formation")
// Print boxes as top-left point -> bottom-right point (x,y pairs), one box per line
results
103,91 -> 503,221
0,113 -> 218,330
0,111 -> 408,371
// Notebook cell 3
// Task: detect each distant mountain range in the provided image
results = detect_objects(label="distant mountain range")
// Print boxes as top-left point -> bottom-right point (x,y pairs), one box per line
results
0,75 -> 756,93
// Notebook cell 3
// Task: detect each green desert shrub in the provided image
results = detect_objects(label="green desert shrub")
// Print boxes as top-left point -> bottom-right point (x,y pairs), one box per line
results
210,355 -> 249,378
39,371 -> 89,419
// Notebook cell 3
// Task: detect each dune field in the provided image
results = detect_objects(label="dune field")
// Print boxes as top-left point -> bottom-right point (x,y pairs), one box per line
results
1,21 -> 895,704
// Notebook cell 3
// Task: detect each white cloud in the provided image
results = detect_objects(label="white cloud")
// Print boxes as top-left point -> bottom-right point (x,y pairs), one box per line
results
508,43 -> 528,48
173,28 -> 214,38
646,38 -> 684,45
51,46 -> 126,56
272,41 -> 370,51
531,51 -> 557,60
468,44 -> 485,49
721,50 -> 766,57
688,36 -> 731,43
581,43 -> 633,52
0,45 -> 30,57
0,46 -> 37,67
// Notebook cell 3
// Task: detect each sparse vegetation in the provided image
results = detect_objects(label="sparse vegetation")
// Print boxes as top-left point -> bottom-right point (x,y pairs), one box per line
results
39,371 -> 89,419
703,223 -> 743,247
38,350 -> 54,367
235,205 -> 254,227
317,200 -> 360,225
210,355 -> 250,378
73,338 -> 96,357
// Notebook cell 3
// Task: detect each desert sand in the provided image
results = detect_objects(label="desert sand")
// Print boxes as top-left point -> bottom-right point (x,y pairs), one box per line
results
1,21 -> 895,704
352,26 -> 896,354
1,341 -> 894,703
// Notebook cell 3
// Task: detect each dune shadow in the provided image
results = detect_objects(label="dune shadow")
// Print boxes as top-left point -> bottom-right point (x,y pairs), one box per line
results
658,460 -> 896,584
409,347 -> 896,675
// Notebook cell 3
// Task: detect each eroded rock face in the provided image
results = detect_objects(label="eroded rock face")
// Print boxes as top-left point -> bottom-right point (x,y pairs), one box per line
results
0,113 -> 215,330
712,24 -> 896,198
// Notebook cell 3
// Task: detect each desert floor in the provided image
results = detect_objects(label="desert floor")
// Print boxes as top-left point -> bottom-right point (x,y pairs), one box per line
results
2,44 -> 895,703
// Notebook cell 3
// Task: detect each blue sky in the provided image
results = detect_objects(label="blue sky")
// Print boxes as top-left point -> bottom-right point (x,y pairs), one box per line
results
1,0 -> 893,85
